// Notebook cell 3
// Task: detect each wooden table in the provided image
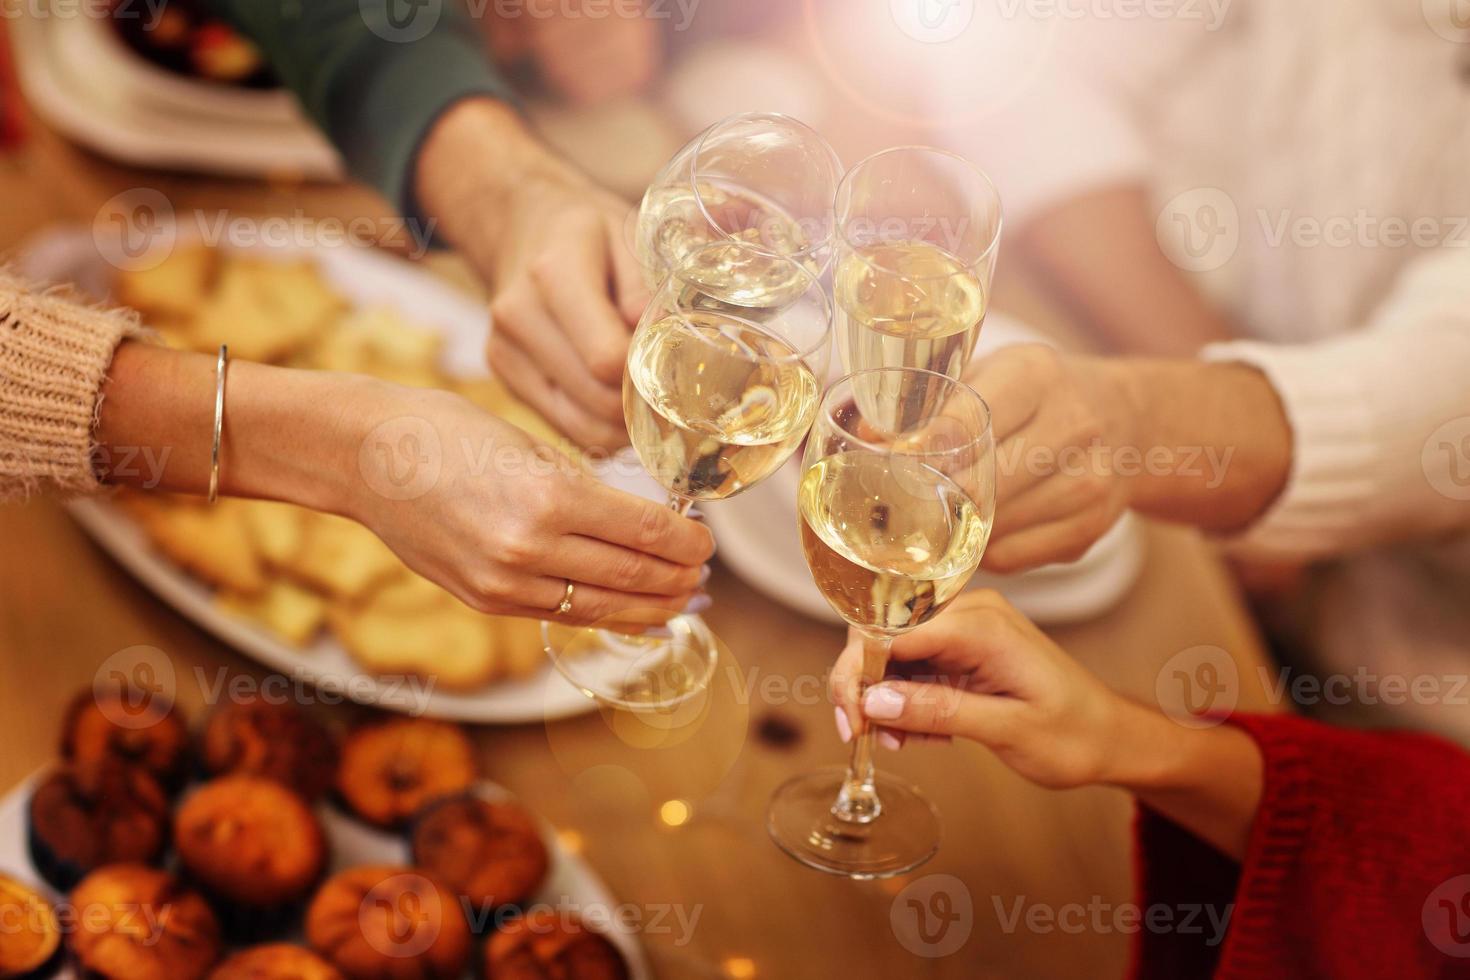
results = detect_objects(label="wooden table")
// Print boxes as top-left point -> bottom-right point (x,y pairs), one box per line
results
0,105 -> 1276,980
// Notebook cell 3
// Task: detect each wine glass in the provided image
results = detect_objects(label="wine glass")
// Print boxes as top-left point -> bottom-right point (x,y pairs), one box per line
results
543,240 -> 833,711
766,368 -> 995,878
634,111 -> 843,301
832,147 -> 1002,419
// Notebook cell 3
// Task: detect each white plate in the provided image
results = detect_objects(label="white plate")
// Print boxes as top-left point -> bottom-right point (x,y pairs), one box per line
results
19,229 -> 677,724
703,314 -> 1147,626
0,774 -> 652,979
9,10 -> 341,180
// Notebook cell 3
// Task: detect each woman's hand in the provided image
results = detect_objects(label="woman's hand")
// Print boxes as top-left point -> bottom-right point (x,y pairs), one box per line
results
828,590 -> 1265,859
829,590 -> 1127,789
963,344 -> 1140,574
415,99 -> 649,450
339,383 -> 712,625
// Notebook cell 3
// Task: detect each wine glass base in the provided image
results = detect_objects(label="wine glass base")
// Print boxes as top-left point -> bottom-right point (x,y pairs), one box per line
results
542,614 -> 718,712
766,766 -> 940,880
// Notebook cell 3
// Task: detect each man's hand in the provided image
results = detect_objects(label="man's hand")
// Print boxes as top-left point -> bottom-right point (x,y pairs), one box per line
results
965,344 -> 1139,573
416,99 -> 650,450
964,344 -> 1293,574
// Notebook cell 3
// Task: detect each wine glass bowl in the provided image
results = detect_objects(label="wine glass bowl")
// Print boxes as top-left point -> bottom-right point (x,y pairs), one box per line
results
624,241 -> 832,504
543,240 -> 833,713
767,368 -> 995,878
635,112 -> 843,298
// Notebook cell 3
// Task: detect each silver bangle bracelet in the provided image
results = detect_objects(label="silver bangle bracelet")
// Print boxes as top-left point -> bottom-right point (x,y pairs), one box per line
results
208,344 -> 228,504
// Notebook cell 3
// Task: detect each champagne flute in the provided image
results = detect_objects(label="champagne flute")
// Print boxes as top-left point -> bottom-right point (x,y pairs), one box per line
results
833,147 -> 1001,428
634,111 -> 842,304
543,241 -> 833,711
767,368 -> 995,878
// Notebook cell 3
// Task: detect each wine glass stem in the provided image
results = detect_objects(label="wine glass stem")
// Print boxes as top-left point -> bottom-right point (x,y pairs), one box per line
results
667,493 -> 694,517
831,630 -> 892,825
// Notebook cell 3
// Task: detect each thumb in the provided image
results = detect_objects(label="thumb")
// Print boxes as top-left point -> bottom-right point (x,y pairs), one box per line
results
606,212 -> 651,324
861,680 -> 1020,745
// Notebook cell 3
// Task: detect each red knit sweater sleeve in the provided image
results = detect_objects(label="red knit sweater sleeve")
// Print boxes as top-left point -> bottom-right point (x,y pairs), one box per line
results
1130,713 -> 1470,979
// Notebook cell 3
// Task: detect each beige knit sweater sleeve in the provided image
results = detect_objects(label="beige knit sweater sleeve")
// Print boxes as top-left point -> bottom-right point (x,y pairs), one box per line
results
0,271 -> 148,501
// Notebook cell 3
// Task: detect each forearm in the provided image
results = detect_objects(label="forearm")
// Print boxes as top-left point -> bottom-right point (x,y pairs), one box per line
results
1103,698 -> 1264,861
1019,186 -> 1236,356
414,97 -> 585,268
1107,358 -> 1293,532
95,342 -> 372,515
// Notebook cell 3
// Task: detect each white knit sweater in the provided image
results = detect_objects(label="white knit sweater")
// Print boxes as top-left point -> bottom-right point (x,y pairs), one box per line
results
929,0 -> 1470,733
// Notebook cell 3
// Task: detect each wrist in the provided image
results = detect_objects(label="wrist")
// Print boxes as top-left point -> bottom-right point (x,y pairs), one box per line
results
221,363 -> 386,519
415,98 -> 581,258
1097,696 -> 1193,791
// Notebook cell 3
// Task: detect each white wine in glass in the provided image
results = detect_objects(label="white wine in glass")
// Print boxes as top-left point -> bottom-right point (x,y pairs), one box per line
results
832,147 -> 1002,422
768,368 -> 995,879
544,241 -> 833,712
625,310 -> 821,500
798,451 -> 990,632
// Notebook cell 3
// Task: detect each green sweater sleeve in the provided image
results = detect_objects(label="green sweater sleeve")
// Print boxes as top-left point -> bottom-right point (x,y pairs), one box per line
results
203,0 -> 516,221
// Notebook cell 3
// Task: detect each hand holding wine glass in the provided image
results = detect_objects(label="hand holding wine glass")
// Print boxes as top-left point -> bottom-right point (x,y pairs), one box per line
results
767,367 -> 995,878
543,240 -> 833,710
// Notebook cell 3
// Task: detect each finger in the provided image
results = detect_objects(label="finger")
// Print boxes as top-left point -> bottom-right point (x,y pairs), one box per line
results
883,590 -> 1023,671
520,574 -> 703,628
491,282 -> 624,422
994,473 -> 1101,538
860,680 -> 1020,743
604,211 -> 652,324
566,485 -> 717,566
540,534 -> 707,597
487,335 -> 629,448
982,510 -> 1110,575
532,220 -> 631,386
830,632 -> 867,739
965,347 -> 1045,441
993,426 -> 1053,503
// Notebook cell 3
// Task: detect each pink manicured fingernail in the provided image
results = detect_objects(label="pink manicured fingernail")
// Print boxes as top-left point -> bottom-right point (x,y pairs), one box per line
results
878,730 -> 903,752
697,565 -> 711,587
834,706 -> 853,744
864,685 -> 906,720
